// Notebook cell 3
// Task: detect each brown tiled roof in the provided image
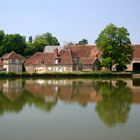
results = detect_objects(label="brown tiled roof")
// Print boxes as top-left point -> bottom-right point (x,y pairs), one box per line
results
25,52 -> 54,65
25,45 -> 102,65
64,45 -> 101,58
25,49 -> 73,65
2,51 -> 24,60
79,58 -> 96,65
59,49 -> 73,64
132,44 -> 140,61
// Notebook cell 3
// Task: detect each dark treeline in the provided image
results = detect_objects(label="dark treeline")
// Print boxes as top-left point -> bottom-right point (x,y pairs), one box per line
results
0,30 -> 60,57
0,29 -> 89,58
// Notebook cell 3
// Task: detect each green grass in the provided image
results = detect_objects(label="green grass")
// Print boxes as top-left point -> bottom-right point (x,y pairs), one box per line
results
0,71 -> 132,79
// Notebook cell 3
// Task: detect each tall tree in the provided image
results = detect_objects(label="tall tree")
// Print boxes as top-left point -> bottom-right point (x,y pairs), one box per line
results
34,32 -> 60,48
2,34 -> 26,55
0,30 -> 5,46
0,30 -> 5,56
29,36 -> 33,43
78,39 -> 88,45
24,32 -> 60,56
24,42 -> 36,57
95,24 -> 133,71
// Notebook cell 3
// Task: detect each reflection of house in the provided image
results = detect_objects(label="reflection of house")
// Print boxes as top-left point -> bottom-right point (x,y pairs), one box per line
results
24,79 -> 102,104
71,81 -> 102,104
25,79 -> 73,103
3,79 -> 23,101
1,51 -> 25,73
25,45 -> 101,73
126,79 -> 140,103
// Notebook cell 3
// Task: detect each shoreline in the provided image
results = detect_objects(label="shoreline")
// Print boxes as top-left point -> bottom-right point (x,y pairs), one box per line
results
0,72 -> 132,79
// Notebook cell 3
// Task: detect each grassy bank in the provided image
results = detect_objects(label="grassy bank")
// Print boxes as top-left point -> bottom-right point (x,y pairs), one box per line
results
0,71 -> 132,79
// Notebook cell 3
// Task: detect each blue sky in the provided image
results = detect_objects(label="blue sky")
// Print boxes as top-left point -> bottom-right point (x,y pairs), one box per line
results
0,0 -> 140,45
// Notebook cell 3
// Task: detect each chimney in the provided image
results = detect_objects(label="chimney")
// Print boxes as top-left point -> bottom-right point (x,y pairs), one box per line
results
54,48 -> 58,58
54,48 -> 61,64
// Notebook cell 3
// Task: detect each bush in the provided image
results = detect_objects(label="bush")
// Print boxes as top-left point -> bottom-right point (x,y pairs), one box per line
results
0,71 -> 132,79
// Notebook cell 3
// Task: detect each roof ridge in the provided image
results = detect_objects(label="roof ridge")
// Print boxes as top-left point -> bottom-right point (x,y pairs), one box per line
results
80,58 -> 95,59
2,51 -> 24,60
26,52 -> 42,61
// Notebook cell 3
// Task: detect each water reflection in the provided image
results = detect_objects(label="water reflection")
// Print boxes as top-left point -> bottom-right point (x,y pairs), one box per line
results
95,80 -> 132,127
0,79 -> 24,115
0,79 -> 140,126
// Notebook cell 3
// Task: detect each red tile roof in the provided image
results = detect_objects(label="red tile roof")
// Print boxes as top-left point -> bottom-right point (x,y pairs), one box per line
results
25,45 -> 101,65
65,44 -> 140,62
25,49 -> 73,65
59,49 -> 73,64
65,45 -> 101,59
2,51 -> 24,60
132,44 -> 140,61
25,52 -> 54,65
26,44 -> 140,66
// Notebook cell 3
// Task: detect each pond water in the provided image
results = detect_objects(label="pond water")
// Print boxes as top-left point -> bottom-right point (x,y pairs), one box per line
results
0,78 -> 140,140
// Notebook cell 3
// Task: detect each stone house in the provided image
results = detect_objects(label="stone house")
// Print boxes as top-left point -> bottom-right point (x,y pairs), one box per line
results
65,45 -> 101,71
1,51 -> 25,73
25,48 -> 74,73
25,45 -> 101,73
126,44 -> 140,71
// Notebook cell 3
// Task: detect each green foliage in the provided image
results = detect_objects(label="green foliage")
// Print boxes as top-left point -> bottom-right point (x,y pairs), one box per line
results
101,57 -> 112,69
0,30 -> 5,56
66,41 -> 76,46
116,64 -> 127,71
24,32 -> 60,56
95,24 -> 133,71
0,30 -> 5,46
24,42 -> 36,57
34,32 -> 60,47
2,34 -> 26,55
0,29 -> 60,57
0,80 -> 57,116
0,71 -> 132,79
78,39 -> 88,45
29,36 -> 33,43
66,39 -> 88,46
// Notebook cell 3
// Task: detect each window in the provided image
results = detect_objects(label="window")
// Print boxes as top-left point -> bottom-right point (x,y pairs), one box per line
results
55,59 -> 59,64
40,61 -> 44,64
48,67 -> 52,71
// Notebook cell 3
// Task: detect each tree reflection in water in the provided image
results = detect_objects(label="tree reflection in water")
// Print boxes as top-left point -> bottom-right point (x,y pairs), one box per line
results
23,90 -> 56,112
0,79 -> 57,116
0,91 -> 25,115
95,80 -> 133,127
0,78 -> 133,127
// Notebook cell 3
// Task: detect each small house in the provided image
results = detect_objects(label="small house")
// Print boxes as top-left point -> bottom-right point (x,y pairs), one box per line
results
2,51 -> 25,73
